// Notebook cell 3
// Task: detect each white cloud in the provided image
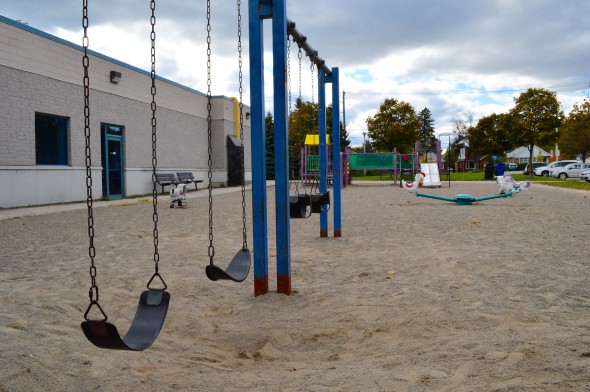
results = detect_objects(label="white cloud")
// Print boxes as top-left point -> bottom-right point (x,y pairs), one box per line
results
13,0 -> 588,147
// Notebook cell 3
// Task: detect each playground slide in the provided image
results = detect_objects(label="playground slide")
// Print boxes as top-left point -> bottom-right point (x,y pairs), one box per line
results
420,163 -> 442,187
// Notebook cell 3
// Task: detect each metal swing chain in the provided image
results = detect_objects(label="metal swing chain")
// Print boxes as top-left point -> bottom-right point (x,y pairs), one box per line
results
82,0 -> 103,320
298,48 -> 309,194
287,36 -> 298,192
237,0 -> 248,251
287,37 -> 292,117
310,61 -> 315,114
206,0 -> 215,263
148,0 -> 166,289
310,61 -> 319,194
298,48 -> 303,106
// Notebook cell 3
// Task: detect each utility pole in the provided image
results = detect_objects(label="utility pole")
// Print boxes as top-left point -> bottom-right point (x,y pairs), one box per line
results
342,91 -> 346,142
362,131 -> 367,175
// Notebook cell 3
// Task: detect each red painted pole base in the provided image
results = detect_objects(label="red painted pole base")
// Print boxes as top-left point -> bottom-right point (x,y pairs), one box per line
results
334,230 -> 342,237
254,275 -> 268,296
320,229 -> 328,238
277,275 -> 291,295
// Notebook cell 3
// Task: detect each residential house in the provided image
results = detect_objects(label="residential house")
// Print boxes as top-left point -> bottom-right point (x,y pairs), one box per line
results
506,146 -> 550,165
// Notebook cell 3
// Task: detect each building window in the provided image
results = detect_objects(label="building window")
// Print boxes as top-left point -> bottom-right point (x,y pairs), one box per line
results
35,112 -> 69,165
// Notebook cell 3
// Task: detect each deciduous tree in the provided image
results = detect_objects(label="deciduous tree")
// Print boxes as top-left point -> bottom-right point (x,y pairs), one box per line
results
365,98 -> 420,152
559,97 -> 590,162
467,113 -> 513,158
509,88 -> 564,174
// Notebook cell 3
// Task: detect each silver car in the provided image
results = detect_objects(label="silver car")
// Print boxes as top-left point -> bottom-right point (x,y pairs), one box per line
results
551,163 -> 590,179
533,160 -> 580,176
580,169 -> 590,182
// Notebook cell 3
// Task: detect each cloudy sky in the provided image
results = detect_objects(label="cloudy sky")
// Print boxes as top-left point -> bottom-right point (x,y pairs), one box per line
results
3,0 -> 590,147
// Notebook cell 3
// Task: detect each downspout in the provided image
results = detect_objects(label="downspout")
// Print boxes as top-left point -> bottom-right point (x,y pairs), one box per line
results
231,97 -> 240,138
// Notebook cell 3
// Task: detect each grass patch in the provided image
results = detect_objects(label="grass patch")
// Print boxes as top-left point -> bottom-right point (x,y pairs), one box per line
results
351,171 -> 590,192
538,180 -> 590,191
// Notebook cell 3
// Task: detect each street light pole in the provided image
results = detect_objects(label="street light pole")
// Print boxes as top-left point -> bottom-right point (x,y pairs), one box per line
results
362,131 -> 367,175
439,133 -> 452,188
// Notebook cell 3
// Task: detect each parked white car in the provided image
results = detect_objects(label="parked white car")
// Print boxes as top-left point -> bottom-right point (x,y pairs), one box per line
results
581,169 -> 590,182
551,163 -> 590,179
533,160 -> 580,177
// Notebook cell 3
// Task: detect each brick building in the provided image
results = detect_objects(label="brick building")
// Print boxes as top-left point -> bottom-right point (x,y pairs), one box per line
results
0,15 -> 251,208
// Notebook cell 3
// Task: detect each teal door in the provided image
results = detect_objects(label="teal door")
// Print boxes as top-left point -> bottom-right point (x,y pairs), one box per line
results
101,124 -> 125,199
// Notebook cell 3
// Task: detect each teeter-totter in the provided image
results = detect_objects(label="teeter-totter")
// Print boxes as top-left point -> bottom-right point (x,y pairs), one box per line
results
402,171 -> 529,206
415,192 -> 513,205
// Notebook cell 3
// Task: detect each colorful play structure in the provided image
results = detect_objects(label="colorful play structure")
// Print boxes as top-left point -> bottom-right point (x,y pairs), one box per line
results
336,140 -> 444,187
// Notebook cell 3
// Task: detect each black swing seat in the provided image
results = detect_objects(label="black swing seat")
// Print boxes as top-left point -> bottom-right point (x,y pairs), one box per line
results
81,289 -> 170,351
310,191 -> 330,213
290,194 -> 312,219
206,249 -> 251,282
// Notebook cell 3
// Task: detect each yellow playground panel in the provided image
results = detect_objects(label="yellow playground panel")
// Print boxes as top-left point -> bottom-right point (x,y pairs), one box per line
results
305,134 -> 331,145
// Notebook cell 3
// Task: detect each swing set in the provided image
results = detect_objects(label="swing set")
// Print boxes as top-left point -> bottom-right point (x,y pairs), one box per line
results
80,0 -> 250,351
287,38 -> 330,219
248,7 -> 342,298
80,0 -> 341,351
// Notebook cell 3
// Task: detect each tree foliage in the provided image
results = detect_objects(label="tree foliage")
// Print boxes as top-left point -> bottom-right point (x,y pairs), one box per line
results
418,108 -> 436,152
559,96 -> 590,162
508,88 -> 564,169
288,98 -> 316,152
327,105 -> 351,151
287,99 -> 346,176
288,99 -> 343,147
467,113 -> 514,158
365,98 -> 420,152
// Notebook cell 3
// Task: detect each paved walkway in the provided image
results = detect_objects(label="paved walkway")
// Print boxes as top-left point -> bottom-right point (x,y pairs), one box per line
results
0,183 -> 270,220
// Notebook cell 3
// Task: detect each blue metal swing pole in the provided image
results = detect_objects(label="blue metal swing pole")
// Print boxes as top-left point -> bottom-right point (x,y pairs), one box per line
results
249,1 -> 340,294
330,67 -> 342,237
271,0 -> 292,295
318,68 -> 328,237
248,0 -> 270,296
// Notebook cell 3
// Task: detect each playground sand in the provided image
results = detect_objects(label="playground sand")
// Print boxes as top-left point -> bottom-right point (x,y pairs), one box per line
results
1,182 -> 589,391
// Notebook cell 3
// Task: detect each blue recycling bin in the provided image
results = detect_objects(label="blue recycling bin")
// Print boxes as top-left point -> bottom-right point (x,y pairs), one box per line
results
495,162 -> 505,176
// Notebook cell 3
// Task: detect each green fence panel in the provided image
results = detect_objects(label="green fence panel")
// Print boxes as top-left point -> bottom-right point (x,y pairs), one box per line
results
348,153 -> 417,170
396,154 -> 415,169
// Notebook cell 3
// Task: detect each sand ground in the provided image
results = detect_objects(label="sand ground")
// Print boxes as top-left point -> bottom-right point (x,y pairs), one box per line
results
1,181 -> 589,391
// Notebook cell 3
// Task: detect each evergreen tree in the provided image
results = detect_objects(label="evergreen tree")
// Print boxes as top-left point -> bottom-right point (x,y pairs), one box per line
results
339,122 -> 351,152
326,104 -> 351,151
418,108 -> 436,152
